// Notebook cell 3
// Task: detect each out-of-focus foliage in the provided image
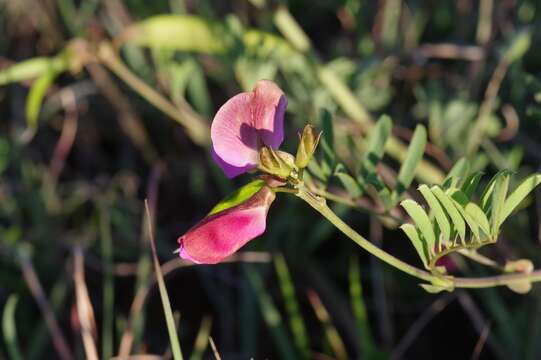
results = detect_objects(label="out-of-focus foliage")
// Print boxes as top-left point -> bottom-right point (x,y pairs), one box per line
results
0,1 -> 541,359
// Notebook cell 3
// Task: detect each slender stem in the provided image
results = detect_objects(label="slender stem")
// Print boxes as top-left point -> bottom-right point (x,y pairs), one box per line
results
296,185 -> 541,289
296,186 -> 435,283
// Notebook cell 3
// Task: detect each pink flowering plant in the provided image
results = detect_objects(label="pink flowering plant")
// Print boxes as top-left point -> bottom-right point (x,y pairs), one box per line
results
178,79 -> 541,294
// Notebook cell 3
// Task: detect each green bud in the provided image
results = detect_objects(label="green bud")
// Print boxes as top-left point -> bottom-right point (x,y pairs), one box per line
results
258,146 -> 297,179
295,124 -> 322,168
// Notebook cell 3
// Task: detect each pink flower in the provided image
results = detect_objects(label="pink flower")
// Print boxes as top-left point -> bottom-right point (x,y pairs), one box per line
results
177,186 -> 275,264
211,80 -> 287,178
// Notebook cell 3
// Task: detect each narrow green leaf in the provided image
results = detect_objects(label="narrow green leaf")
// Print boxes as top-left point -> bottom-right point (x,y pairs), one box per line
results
25,69 -> 60,129
501,174 -> 541,223
0,56 -> 67,86
400,223 -> 429,268
2,295 -> 23,360
447,189 -> 482,241
360,115 -> 392,175
491,172 -> 510,236
209,180 -> 266,215
366,172 -> 393,209
401,199 -> 435,256
418,184 -> 451,246
392,125 -> 427,203
504,29 -> 531,63
320,109 -> 335,165
443,158 -> 469,189
461,172 -> 483,199
431,186 -> 466,244
465,203 -> 491,238
480,170 -> 512,212
334,164 -> 362,197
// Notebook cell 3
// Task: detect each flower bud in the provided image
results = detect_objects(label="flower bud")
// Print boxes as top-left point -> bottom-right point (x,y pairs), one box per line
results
258,146 -> 296,179
295,124 -> 321,168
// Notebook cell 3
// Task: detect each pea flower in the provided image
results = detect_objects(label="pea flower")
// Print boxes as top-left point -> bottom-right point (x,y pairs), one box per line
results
178,184 -> 275,264
178,80 -> 319,264
211,80 -> 287,178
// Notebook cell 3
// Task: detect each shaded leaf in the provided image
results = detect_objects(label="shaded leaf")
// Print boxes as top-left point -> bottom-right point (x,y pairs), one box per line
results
392,125 -> 427,203
400,223 -> 429,269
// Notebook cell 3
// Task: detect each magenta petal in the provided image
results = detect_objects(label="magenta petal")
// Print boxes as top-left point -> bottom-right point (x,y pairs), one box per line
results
252,80 -> 287,149
210,80 -> 287,177
177,186 -> 275,264
211,148 -> 255,179
211,92 -> 260,174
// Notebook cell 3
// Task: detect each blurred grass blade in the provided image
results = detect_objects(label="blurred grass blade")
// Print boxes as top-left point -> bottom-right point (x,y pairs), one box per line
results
99,204 -> 114,360
349,256 -> 375,357
145,200 -> 183,360
400,223 -> 429,269
334,164 -> 362,197
392,125 -> 427,204
189,317 -> 212,360
306,290 -> 347,360
503,30 -> 531,63
25,69 -> 60,129
245,265 -> 296,360
73,247 -> 99,360
186,59 -> 212,117
418,184 -> 451,245
273,6 -> 311,52
2,295 -> 23,360
401,199 -> 436,256
119,15 -> 226,54
359,115 -> 392,190
320,109 -> 336,166
501,174 -> 541,223
274,254 -> 310,358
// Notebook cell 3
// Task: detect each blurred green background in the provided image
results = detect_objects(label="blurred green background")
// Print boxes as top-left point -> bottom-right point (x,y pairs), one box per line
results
1,0 -> 541,359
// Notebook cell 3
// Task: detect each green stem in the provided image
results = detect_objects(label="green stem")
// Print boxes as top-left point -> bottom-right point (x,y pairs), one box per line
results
296,185 -> 541,289
296,186 -> 435,283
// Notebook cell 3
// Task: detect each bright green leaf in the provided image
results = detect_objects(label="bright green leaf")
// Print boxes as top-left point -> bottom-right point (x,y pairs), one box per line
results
418,184 -> 451,247
443,158 -> 469,189
431,186 -> 466,244
501,174 -> 541,223
25,69 -> 60,129
490,172 -> 510,236
401,199 -> 435,257
209,180 -> 266,215
400,223 -> 429,269
392,125 -> 427,203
